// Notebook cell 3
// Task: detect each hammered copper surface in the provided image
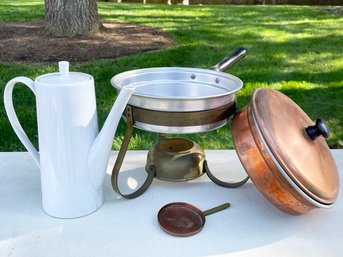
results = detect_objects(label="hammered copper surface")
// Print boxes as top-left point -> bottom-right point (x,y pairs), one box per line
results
158,202 -> 205,237
232,107 -> 315,215
251,88 -> 339,205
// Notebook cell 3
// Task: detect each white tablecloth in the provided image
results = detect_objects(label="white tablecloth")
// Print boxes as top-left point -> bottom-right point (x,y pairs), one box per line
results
1,150 -> 342,257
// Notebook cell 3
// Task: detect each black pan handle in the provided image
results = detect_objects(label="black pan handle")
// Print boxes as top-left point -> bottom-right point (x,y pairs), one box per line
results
211,47 -> 247,72
305,118 -> 330,140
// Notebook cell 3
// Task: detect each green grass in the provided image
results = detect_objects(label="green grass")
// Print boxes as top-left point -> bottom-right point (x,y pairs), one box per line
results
0,0 -> 342,151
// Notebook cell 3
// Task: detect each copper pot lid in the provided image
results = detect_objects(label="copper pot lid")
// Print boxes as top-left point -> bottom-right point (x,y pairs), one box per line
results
249,88 -> 339,206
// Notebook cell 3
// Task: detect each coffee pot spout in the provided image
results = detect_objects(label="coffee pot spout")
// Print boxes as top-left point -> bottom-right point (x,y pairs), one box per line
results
88,86 -> 134,188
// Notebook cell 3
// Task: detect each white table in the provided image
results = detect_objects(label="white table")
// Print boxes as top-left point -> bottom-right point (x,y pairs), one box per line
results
1,150 -> 342,257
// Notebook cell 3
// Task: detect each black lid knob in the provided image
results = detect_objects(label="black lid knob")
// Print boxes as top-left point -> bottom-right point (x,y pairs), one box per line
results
305,119 -> 330,140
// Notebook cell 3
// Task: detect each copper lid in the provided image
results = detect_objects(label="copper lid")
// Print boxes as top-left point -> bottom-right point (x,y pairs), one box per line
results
250,88 -> 339,205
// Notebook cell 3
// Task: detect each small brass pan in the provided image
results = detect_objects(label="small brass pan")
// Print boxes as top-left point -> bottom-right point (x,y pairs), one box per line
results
157,202 -> 230,237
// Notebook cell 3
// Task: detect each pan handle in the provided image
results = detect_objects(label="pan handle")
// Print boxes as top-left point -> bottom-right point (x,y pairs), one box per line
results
211,47 -> 247,72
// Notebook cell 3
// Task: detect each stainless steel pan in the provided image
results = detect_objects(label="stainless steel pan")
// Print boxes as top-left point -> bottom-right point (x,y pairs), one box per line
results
111,47 -> 246,133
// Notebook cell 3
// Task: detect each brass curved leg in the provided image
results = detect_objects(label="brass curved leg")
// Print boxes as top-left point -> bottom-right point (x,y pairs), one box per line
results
204,160 -> 249,188
111,106 -> 155,199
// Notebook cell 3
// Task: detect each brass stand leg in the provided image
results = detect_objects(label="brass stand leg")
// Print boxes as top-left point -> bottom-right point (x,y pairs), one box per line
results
204,160 -> 249,188
111,106 -> 155,199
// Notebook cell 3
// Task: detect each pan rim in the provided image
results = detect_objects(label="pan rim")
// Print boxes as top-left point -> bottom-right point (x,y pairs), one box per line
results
111,67 -> 243,101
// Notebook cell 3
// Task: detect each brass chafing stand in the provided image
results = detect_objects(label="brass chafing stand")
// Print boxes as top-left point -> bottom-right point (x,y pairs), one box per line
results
111,104 -> 248,199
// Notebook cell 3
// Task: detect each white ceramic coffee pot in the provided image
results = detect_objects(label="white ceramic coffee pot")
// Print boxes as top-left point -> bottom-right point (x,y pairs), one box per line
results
4,61 -> 134,218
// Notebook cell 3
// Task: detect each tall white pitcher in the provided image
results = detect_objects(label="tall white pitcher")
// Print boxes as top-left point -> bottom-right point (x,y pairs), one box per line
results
4,61 -> 134,218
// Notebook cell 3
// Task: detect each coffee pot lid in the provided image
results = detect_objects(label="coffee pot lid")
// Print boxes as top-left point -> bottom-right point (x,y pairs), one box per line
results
36,61 -> 92,85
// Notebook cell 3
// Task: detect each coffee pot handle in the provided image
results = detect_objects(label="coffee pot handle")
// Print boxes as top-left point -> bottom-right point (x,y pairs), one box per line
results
4,77 -> 40,168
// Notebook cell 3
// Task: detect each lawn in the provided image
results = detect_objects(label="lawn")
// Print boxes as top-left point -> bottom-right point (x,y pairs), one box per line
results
0,0 -> 342,151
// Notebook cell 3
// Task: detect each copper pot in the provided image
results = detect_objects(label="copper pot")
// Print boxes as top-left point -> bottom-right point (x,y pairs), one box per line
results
232,88 -> 339,215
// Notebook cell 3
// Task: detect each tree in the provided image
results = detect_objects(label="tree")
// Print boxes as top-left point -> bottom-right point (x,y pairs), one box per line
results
45,0 -> 103,37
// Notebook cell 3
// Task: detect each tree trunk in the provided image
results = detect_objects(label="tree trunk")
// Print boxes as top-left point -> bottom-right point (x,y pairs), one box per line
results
45,0 -> 103,37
